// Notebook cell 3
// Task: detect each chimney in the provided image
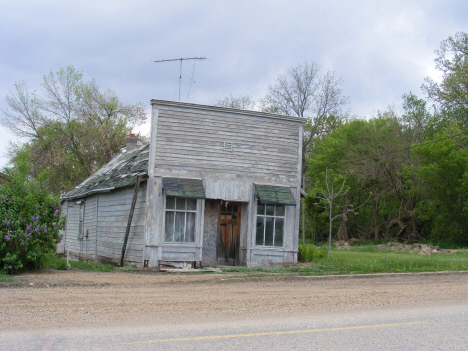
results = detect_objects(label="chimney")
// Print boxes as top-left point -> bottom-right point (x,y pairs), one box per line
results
126,133 -> 138,151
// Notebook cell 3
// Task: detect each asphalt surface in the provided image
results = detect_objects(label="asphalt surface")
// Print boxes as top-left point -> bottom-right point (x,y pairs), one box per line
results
1,303 -> 468,350
1,270 -> 468,350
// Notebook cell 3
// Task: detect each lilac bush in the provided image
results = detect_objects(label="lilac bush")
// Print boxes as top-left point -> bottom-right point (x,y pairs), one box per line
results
1,160 -> 65,273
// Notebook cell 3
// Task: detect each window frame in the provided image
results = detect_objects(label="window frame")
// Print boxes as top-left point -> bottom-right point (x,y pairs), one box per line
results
255,200 -> 285,247
164,196 -> 197,243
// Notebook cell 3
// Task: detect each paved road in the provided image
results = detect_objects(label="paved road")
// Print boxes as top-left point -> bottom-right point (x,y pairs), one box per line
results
2,302 -> 468,350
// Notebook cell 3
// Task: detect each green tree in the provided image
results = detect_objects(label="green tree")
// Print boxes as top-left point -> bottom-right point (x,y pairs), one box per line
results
412,125 -> 468,244
422,32 -> 468,127
1,66 -> 147,194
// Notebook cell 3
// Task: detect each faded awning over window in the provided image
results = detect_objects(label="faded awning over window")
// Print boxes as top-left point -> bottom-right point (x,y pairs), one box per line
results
255,184 -> 296,206
162,178 -> 206,199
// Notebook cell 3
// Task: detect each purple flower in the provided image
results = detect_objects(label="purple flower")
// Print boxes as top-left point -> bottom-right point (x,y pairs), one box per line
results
54,209 -> 59,216
56,237 -> 62,242
4,219 -> 10,227
26,224 -> 32,231
4,235 -> 10,241
24,232 -> 31,238
43,228 -> 47,234
52,222 -> 56,226
34,224 -> 40,233
20,242 -> 24,246
8,265 -> 12,269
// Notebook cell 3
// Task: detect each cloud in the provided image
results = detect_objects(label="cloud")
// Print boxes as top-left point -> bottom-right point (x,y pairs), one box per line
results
1,0 -> 468,167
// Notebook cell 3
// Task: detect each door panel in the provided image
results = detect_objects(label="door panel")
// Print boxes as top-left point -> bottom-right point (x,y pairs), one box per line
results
218,202 -> 241,266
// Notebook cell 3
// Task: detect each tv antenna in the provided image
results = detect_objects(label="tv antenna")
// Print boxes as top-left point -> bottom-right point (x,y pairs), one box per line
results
154,57 -> 207,101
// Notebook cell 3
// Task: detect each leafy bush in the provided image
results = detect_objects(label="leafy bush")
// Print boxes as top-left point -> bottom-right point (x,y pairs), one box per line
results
0,159 -> 65,273
298,244 -> 327,262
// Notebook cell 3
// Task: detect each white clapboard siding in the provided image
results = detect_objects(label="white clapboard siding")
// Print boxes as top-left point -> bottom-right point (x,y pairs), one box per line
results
154,105 -> 301,183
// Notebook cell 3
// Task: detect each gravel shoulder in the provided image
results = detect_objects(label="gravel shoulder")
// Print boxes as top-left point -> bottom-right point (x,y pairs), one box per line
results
1,270 -> 468,332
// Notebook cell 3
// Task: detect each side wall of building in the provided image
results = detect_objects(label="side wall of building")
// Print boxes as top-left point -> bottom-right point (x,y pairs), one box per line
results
60,181 -> 147,267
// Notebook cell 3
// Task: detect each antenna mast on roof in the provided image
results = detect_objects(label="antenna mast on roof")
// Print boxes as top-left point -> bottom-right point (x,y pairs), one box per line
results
154,57 -> 207,101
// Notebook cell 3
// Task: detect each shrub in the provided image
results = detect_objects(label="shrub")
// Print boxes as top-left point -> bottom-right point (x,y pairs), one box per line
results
0,158 -> 65,273
298,244 -> 327,262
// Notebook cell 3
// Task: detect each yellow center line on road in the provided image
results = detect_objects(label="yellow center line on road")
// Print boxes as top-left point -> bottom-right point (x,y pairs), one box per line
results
119,321 -> 431,345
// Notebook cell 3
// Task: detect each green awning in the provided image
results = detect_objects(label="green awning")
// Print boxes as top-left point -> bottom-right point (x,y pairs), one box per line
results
255,184 -> 296,206
162,178 -> 206,199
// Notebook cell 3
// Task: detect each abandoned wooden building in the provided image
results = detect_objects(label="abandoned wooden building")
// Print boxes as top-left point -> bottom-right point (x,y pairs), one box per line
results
58,100 -> 304,268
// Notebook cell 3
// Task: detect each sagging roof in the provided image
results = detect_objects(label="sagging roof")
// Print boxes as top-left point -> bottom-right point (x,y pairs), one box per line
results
62,144 -> 149,200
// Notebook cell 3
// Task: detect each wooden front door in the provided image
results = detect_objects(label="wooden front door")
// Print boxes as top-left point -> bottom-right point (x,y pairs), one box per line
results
218,202 -> 241,266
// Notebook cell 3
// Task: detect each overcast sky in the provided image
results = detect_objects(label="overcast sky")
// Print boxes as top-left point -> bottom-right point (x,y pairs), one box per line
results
1,0 -> 467,168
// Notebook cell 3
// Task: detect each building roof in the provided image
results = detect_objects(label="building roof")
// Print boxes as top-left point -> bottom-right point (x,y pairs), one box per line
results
62,144 -> 149,200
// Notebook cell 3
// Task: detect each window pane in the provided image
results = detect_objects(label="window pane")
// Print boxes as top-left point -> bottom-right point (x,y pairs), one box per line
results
266,205 -> 275,216
165,212 -> 174,241
265,217 -> 274,246
274,218 -> 284,247
276,205 -> 285,217
176,198 -> 186,210
256,217 -> 265,245
232,205 -> 238,213
186,212 -> 195,243
232,212 -> 238,220
166,197 -> 175,210
227,205 -> 232,213
187,198 -> 197,211
174,212 -> 185,242
257,202 -> 265,215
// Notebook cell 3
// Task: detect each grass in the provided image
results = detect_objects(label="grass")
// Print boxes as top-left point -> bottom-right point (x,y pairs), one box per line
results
43,253 -> 138,272
0,274 -> 16,283
221,245 -> 468,275
14,245 -> 468,277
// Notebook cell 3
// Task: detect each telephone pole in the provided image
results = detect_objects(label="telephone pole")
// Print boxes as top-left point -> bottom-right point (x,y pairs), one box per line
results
154,57 -> 207,101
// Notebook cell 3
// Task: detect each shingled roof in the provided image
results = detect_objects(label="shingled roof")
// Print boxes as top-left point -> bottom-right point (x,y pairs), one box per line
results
62,144 -> 149,200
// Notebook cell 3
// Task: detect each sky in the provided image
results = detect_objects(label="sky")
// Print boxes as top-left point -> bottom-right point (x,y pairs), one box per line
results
1,0 -> 468,168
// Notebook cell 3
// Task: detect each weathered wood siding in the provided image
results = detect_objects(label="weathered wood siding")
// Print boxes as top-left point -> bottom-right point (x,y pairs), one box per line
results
144,101 -> 303,268
61,182 -> 147,267
96,182 -> 147,266
153,104 -> 301,185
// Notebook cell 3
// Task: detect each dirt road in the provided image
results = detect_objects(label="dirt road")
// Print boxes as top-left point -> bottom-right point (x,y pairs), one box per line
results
1,270 -> 468,332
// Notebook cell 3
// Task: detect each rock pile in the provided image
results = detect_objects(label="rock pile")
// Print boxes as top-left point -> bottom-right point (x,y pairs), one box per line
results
334,240 -> 460,255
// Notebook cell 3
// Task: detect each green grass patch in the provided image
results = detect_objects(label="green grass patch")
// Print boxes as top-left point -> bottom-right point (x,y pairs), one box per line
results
221,247 -> 468,275
0,274 -> 16,283
298,244 -> 327,261
42,253 -> 138,272
43,253 -> 69,270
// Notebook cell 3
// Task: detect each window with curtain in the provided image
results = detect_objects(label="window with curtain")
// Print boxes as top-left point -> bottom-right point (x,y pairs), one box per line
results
164,197 -> 197,243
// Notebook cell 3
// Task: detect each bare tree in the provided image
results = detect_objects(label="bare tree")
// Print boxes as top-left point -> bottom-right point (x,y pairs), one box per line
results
262,61 -> 350,244
315,168 -> 368,258
2,82 -> 44,138
215,95 -> 255,110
